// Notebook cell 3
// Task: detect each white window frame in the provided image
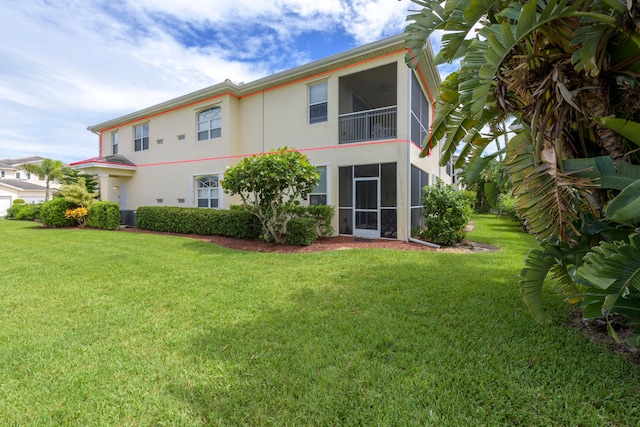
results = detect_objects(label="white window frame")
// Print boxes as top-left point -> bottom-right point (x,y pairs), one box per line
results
308,81 -> 328,124
112,131 -> 118,155
197,107 -> 222,141
194,174 -> 221,209
134,123 -> 149,152
308,165 -> 329,205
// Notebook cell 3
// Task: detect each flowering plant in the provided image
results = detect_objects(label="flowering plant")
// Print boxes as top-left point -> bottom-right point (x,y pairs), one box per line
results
64,207 -> 89,227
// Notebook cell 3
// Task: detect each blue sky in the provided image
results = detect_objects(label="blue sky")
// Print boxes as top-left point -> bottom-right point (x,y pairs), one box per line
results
0,0 -> 450,163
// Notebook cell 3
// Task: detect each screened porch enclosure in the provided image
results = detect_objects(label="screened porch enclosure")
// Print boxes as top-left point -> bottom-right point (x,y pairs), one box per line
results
339,163 -> 397,239
338,63 -> 397,144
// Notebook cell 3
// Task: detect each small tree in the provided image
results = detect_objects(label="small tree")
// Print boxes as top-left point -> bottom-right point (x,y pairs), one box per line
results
59,177 -> 99,208
61,169 -> 99,195
418,180 -> 472,246
221,147 -> 320,243
18,158 -> 69,201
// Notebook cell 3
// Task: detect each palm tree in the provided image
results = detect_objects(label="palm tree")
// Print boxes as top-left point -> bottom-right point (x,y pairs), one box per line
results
18,158 -> 69,201
405,0 -> 640,345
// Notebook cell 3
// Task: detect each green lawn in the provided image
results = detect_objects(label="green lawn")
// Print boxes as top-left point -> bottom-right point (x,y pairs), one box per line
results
1,216 -> 638,426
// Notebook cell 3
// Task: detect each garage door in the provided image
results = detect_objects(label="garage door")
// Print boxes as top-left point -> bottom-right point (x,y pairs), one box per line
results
0,196 -> 11,217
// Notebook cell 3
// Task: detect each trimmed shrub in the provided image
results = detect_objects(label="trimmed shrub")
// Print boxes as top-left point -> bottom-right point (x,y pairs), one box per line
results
304,205 -> 335,237
285,217 -> 318,246
136,206 -> 261,239
6,203 -> 42,220
40,198 -> 77,227
87,201 -> 121,230
289,205 -> 335,237
418,181 -> 472,246
497,193 -> 526,228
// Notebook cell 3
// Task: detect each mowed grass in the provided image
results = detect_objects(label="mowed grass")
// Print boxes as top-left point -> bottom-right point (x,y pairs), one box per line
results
0,216 -> 639,426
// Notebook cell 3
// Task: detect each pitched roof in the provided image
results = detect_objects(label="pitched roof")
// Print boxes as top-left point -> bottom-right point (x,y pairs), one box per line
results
0,156 -> 47,169
87,34 -> 434,133
0,179 -> 47,191
70,154 -> 136,168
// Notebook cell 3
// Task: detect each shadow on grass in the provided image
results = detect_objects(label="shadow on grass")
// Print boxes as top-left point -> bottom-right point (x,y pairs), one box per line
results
167,252 -> 639,425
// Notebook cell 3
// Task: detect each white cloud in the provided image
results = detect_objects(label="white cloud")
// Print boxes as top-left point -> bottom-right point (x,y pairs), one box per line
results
0,0 -> 426,164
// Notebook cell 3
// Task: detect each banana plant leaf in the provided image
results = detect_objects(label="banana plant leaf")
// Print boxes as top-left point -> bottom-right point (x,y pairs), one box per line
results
563,156 -> 640,190
594,117 -> 640,147
605,179 -> 640,226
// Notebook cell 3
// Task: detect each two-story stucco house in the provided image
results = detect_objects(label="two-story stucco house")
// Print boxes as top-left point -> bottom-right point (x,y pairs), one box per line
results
0,156 -> 62,216
71,34 -> 448,241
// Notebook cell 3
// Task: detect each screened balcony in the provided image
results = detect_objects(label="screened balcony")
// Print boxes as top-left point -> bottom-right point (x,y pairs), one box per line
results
339,106 -> 397,144
338,62 -> 397,144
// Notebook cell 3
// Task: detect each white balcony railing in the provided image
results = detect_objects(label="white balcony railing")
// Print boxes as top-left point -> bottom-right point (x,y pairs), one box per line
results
339,106 -> 397,144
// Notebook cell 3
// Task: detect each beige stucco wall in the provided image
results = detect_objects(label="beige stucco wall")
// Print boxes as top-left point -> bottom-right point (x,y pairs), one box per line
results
90,47 -> 443,241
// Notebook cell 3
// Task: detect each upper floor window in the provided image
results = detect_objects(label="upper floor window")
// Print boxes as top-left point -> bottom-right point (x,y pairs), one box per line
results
16,172 -> 21,179
309,166 -> 327,205
197,175 -> 219,208
1,171 -> 5,178
309,81 -> 328,124
134,124 -> 149,151
198,107 -> 222,141
112,131 -> 119,155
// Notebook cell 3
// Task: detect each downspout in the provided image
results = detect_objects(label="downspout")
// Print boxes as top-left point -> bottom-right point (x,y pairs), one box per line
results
409,236 -> 441,248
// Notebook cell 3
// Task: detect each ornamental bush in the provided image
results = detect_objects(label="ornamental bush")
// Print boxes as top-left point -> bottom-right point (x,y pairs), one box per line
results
40,198 -> 77,227
285,217 -> 318,246
418,180 -> 472,246
87,201 -> 121,230
221,147 -> 319,243
64,207 -> 89,227
5,202 -> 41,220
289,204 -> 335,237
497,193 -> 525,228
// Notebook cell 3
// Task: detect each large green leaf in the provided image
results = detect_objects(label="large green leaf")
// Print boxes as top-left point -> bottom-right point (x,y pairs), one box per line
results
563,156 -> 640,190
605,179 -> 640,226
593,117 -> 640,147
463,148 -> 506,184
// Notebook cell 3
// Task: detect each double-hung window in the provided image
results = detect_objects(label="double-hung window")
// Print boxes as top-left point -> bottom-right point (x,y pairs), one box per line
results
197,175 -> 219,208
134,124 -> 149,151
198,107 -> 222,141
112,131 -> 118,155
309,81 -> 328,124
308,166 -> 327,205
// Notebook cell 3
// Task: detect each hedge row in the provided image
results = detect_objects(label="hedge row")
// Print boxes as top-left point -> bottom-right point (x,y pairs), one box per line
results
136,206 -> 261,239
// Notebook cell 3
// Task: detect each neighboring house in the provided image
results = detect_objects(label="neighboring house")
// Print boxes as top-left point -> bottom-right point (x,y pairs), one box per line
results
0,156 -> 61,216
72,34 -> 450,241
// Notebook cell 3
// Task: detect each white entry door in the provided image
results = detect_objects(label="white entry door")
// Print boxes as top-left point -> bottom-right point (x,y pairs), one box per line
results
353,177 -> 379,238
118,184 -> 128,210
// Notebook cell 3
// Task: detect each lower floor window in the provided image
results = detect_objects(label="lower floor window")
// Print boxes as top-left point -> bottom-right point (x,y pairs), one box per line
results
308,166 -> 327,205
197,176 -> 219,208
